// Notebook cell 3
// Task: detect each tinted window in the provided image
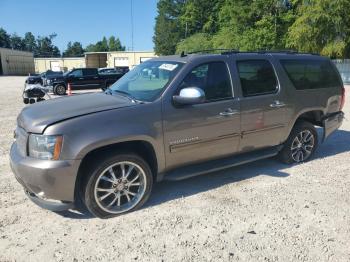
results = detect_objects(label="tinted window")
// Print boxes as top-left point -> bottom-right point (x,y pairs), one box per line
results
180,62 -> 232,101
83,68 -> 97,76
69,69 -> 82,77
237,60 -> 278,97
280,59 -> 342,90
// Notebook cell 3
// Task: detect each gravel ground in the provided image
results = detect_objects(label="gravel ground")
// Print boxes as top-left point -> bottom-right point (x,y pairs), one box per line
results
0,76 -> 349,262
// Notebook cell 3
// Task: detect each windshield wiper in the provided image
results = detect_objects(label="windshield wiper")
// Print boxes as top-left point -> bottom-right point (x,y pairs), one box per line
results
108,89 -> 144,104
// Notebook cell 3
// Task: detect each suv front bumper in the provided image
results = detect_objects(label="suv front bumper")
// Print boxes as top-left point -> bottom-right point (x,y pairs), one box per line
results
10,143 -> 81,211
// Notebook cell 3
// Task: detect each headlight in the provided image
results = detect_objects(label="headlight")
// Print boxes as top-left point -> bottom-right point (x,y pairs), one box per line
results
28,134 -> 63,160
46,79 -> 52,84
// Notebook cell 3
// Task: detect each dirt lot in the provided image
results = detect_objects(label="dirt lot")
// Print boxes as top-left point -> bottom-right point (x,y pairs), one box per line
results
0,76 -> 349,262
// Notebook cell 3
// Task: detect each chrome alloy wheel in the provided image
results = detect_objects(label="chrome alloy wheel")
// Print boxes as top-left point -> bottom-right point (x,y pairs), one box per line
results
290,130 -> 315,162
94,161 -> 147,214
56,85 -> 66,95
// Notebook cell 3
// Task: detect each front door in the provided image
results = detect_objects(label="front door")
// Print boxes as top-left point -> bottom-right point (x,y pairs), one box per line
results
162,60 -> 241,170
235,57 -> 288,151
67,69 -> 84,89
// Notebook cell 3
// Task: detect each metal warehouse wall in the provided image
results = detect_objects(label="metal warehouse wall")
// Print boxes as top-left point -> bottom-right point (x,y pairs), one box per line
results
105,51 -> 156,69
34,57 -> 85,73
0,48 -> 35,75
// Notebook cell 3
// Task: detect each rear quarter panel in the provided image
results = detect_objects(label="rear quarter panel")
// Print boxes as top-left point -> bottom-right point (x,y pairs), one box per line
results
273,55 -> 343,142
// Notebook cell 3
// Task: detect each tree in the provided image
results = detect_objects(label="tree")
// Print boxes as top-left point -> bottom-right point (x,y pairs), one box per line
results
0,28 -> 11,48
153,0 -> 185,55
179,0 -> 223,37
10,33 -> 25,50
63,41 -> 84,57
108,36 -> 125,51
23,32 -> 37,52
286,0 -> 350,58
36,35 -> 60,57
176,33 -> 213,53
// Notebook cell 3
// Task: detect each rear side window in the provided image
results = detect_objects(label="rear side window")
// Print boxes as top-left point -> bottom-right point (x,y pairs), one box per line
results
237,60 -> 278,97
280,59 -> 342,90
83,68 -> 98,76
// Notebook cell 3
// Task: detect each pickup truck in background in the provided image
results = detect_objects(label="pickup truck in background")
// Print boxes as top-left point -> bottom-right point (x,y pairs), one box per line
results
44,68 -> 126,95
25,70 -> 63,85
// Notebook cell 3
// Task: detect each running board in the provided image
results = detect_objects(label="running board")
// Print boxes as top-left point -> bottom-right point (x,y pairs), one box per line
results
163,146 -> 282,181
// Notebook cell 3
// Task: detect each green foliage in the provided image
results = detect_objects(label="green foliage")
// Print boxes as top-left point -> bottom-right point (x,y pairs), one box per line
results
153,0 -> 350,58
10,33 -> 25,50
36,35 -> 60,57
0,28 -> 11,48
286,0 -> 350,58
23,32 -> 37,52
0,28 -> 60,57
153,0 -> 186,55
108,36 -> 125,51
86,36 -> 125,52
176,33 -> 213,54
63,41 -> 84,57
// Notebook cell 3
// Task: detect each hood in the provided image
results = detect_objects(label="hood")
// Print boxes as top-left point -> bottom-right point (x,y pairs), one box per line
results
26,75 -> 41,83
18,92 -> 135,133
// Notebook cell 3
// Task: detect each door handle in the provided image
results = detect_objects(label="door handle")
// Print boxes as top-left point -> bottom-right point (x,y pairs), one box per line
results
79,77 -> 84,80
219,108 -> 239,116
270,100 -> 286,108
93,77 -> 98,79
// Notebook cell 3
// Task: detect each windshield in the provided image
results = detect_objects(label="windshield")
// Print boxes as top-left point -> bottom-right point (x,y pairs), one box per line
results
63,70 -> 72,76
109,61 -> 183,102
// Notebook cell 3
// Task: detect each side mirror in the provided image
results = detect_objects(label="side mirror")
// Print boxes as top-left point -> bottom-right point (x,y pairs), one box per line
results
173,87 -> 205,105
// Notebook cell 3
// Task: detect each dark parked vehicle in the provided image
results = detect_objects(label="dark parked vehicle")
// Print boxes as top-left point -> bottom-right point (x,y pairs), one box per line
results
45,68 -> 125,95
25,70 -> 62,85
10,51 -> 345,218
98,67 -> 129,75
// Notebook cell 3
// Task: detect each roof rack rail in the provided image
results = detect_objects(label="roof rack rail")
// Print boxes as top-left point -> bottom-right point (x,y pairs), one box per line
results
187,49 -> 238,55
180,49 -> 320,57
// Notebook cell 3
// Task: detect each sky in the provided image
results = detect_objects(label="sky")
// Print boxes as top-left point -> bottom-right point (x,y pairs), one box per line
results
0,0 -> 158,52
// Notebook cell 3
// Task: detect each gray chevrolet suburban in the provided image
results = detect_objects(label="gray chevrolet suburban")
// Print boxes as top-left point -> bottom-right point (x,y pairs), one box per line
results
10,51 -> 345,218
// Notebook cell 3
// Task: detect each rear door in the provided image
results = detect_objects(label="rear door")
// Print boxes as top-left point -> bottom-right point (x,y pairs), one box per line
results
234,55 -> 288,151
82,68 -> 102,89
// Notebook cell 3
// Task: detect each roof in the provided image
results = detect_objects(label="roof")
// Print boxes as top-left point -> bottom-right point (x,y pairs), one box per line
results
151,50 -> 328,63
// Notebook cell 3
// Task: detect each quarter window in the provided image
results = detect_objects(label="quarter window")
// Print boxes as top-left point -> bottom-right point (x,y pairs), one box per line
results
280,59 -> 342,90
83,68 -> 97,76
180,62 -> 232,101
237,60 -> 278,97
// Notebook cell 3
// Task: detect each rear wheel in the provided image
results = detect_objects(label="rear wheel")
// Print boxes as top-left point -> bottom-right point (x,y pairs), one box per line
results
54,84 -> 66,96
83,153 -> 153,218
278,121 -> 318,164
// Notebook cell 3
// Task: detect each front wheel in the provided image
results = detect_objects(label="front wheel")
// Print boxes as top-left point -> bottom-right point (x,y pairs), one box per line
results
54,84 -> 66,96
83,153 -> 153,218
278,121 -> 318,164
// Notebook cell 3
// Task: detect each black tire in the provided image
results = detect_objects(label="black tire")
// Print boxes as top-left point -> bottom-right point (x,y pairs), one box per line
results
54,84 -> 66,96
278,121 -> 318,164
83,153 -> 153,218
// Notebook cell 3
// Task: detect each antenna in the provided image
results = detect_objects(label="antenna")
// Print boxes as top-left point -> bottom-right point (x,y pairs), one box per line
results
130,0 -> 134,51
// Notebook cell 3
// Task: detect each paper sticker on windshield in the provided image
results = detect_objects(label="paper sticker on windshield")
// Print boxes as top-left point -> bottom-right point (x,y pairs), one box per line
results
159,63 -> 178,71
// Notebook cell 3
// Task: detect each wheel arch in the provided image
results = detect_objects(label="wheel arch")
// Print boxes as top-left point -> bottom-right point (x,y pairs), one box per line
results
74,140 -> 159,203
283,108 -> 325,143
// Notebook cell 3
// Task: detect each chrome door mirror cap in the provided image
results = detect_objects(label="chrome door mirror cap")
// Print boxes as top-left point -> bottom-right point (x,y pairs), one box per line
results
173,87 -> 205,105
